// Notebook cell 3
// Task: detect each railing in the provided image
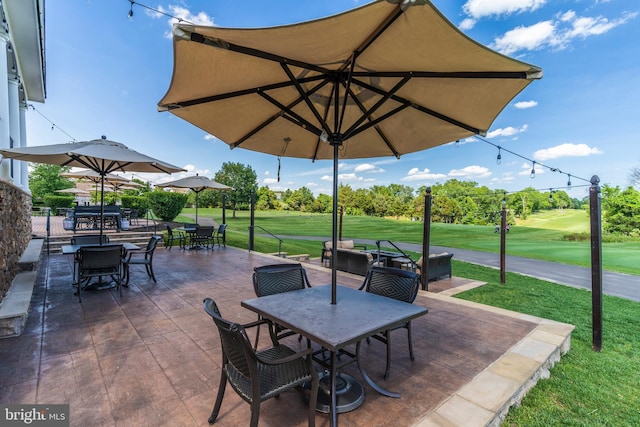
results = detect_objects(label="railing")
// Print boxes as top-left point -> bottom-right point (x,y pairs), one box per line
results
375,240 -> 417,271
144,210 -> 158,234
249,225 -> 283,256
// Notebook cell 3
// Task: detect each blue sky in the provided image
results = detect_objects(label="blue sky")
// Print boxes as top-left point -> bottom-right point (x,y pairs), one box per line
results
25,0 -> 639,199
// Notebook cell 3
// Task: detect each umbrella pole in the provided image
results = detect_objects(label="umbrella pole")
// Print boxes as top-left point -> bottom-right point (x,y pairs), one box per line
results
195,190 -> 199,225
100,172 -> 105,243
331,142 -> 339,305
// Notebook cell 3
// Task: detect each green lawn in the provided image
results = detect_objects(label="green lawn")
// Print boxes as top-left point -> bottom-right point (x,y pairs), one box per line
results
176,208 -> 640,275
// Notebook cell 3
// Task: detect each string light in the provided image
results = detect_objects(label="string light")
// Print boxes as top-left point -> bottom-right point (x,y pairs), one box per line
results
548,189 -> 553,203
567,174 -> 572,188
27,104 -> 76,141
496,147 -> 502,165
530,161 -> 536,179
125,1 -> 191,23
128,0 -> 134,19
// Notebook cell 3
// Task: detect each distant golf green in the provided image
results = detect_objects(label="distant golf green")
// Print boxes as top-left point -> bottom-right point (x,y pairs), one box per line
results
176,208 -> 640,276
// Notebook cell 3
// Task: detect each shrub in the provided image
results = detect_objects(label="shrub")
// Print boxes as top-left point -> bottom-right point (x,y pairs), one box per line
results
147,192 -> 187,221
121,195 -> 149,217
43,195 -> 74,210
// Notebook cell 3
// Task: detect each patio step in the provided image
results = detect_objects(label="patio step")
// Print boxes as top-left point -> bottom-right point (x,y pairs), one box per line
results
45,231 -> 163,254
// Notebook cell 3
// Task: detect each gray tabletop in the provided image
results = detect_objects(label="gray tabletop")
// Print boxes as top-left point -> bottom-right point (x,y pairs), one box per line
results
242,284 -> 428,351
61,242 -> 140,255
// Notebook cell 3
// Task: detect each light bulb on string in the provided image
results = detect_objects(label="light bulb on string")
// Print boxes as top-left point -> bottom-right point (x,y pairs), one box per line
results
128,0 -> 134,19
530,161 -> 536,179
548,189 -> 553,204
496,147 -> 502,165
567,174 -> 572,188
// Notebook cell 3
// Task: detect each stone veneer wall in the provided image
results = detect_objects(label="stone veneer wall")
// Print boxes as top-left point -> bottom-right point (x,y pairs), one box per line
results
0,179 -> 32,301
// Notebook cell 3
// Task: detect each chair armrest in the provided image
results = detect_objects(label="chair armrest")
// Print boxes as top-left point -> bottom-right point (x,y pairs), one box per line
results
241,318 -> 273,330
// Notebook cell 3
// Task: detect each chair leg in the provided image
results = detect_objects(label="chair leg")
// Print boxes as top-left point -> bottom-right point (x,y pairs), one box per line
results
249,399 -> 260,427
308,369 -> 318,427
209,371 -> 227,424
407,322 -> 415,362
384,330 -> 391,380
148,263 -> 157,282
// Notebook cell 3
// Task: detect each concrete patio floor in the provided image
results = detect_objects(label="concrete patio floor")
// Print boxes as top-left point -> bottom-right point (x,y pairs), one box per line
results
0,242 -> 573,427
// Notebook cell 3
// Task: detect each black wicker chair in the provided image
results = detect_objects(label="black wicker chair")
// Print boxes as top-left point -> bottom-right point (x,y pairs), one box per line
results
359,266 -> 421,379
122,236 -> 162,285
203,297 -> 318,427
252,263 -> 311,348
75,244 -> 124,303
213,223 -> 227,247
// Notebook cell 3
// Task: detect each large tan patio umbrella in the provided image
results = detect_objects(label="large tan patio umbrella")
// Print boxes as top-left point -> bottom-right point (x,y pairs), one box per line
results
157,0 -> 542,303
0,137 -> 185,240
55,187 -> 91,196
156,174 -> 231,224
62,168 -> 131,202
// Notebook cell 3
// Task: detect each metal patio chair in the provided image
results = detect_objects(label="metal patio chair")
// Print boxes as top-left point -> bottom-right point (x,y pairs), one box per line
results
203,297 -> 318,427
359,266 -> 421,379
122,236 -> 162,285
252,263 -> 312,349
75,244 -> 124,303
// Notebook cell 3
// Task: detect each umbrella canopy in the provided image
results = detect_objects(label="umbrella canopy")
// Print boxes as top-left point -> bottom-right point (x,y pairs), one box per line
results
55,187 -> 91,196
156,175 -> 232,224
157,0 -> 542,303
1,137 -> 185,239
62,168 -> 132,201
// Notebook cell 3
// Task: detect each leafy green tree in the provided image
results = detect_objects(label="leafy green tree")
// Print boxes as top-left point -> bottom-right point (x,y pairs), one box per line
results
29,164 -> 74,200
214,162 -> 258,218
603,186 -> 640,235
256,186 -> 280,210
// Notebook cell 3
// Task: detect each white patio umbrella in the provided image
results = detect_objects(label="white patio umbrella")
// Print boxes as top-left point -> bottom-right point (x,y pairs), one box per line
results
156,174 -> 232,224
157,0 -> 542,303
1,137 -> 185,240
55,187 -> 91,196
62,168 -> 131,202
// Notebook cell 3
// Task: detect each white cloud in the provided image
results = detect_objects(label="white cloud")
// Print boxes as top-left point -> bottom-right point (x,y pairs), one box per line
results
533,143 -> 602,161
514,100 -> 538,109
491,21 -> 557,55
448,165 -> 492,179
264,170 -> 270,176
487,124 -> 528,138
306,182 -> 318,187
402,168 -> 447,182
354,163 -> 385,173
459,18 -> 477,30
321,175 -> 332,182
156,5 -> 215,38
463,0 -> 547,19
263,178 -> 278,184
490,11 -> 638,55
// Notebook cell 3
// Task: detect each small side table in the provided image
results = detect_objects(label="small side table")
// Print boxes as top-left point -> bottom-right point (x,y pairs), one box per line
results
391,257 -> 414,272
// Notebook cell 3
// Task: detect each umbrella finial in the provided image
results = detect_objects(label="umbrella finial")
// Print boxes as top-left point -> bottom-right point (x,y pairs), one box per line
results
101,135 -> 107,140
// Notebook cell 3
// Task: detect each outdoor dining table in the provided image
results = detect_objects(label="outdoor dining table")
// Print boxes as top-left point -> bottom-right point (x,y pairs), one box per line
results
241,284 -> 428,427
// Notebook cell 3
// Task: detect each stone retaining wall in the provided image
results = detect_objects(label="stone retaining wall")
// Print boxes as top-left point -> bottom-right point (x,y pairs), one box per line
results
0,179 -> 32,301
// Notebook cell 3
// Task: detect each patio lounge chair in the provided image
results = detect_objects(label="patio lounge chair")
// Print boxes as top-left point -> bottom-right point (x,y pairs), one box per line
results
359,266 -> 421,379
122,236 -> 162,285
252,263 -> 311,348
203,297 -> 319,427
75,244 -> 124,303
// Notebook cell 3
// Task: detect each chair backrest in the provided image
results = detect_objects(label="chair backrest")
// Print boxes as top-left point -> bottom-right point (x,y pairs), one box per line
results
253,263 -> 311,297
184,222 -> 198,231
144,236 -> 162,257
216,224 -> 227,235
196,226 -> 214,237
166,225 -> 175,237
361,266 -> 420,303
71,234 -> 109,245
78,244 -> 123,271
203,297 -> 255,378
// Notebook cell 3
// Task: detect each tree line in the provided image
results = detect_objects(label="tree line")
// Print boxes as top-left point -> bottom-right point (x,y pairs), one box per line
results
30,162 -> 640,235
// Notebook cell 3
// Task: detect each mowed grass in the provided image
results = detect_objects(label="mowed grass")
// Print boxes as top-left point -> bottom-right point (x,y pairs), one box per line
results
177,208 -> 640,275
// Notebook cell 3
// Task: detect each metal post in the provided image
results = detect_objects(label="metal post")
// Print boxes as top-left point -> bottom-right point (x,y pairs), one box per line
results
249,190 -> 255,251
500,199 -> 507,284
589,175 -> 603,351
421,188 -> 431,290
339,206 -> 344,242
222,193 -> 226,225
